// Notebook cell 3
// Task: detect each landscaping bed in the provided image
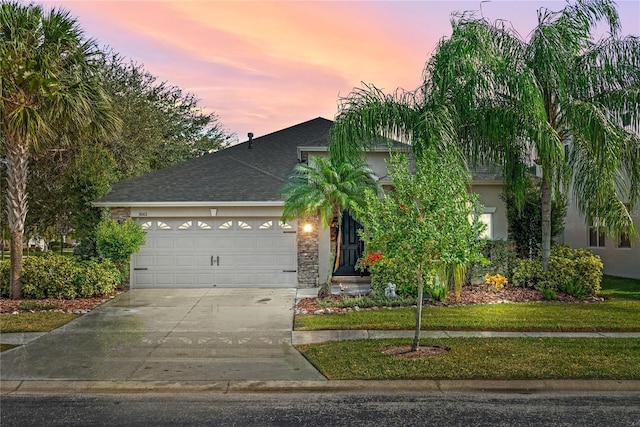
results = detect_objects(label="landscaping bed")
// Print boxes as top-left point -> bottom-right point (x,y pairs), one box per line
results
0,290 -> 122,314
297,285 -> 599,314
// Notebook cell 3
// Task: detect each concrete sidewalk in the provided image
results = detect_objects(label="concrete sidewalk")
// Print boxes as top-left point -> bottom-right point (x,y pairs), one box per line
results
292,330 -> 640,345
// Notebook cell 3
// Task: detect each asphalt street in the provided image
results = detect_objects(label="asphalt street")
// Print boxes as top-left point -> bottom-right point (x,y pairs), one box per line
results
2,391 -> 640,426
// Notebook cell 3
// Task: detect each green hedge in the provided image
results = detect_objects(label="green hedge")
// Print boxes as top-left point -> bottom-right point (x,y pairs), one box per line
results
0,254 -> 122,299
512,244 -> 603,297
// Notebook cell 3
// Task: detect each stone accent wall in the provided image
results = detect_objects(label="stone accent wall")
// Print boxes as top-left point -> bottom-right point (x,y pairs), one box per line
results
297,215 -> 319,288
110,207 -> 131,222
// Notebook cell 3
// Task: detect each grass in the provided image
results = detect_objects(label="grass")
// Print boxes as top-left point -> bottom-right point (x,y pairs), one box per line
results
0,343 -> 17,352
297,337 -> 640,380
295,275 -> 640,332
0,312 -> 79,333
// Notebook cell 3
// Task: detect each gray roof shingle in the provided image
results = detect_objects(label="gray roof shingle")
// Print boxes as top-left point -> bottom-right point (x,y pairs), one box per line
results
97,117 -> 334,204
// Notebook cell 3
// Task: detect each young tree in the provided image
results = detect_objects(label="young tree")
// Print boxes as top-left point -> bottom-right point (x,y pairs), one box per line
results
0,2 -> 118,298
280,155 -> 379,293
356,149 -> 484,351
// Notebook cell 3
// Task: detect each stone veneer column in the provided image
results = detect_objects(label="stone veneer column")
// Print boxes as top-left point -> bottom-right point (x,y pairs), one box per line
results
297,215 -> 319,288
110,207 -> 131,222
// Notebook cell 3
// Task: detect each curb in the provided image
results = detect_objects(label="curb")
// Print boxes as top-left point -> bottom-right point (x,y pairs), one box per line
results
2,380 -> 640,395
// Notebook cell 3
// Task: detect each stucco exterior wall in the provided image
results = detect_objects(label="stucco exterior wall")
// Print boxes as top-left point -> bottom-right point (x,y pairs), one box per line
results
470,183 -> 509,241
563,197 -> 640,280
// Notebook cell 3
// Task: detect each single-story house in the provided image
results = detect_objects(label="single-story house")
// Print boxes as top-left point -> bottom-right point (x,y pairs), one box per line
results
94,117 -> 510,289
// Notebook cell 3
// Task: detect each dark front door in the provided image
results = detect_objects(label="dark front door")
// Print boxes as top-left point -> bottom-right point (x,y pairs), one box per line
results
334,211 -> 365,276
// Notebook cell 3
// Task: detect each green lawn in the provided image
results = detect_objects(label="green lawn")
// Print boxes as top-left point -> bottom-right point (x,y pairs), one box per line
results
297,337 -> 640,380
295,276 -> 640,332
0,312 -> 79,333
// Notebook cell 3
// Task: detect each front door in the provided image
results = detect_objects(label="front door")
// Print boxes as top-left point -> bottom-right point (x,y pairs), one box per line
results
334,211 -> 365,276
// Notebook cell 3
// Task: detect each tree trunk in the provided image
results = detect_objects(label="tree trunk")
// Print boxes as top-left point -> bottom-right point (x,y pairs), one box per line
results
411,263 -> 424,352
333,219 -> 343,273
7,140 -> 29,300
540,176 -> 552,271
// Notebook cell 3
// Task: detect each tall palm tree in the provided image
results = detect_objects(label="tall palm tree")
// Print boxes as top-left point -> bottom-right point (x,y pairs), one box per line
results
424,0 -> 640,269
280,155 -> 379,290
332,0 -> 640,270
0,2 -> 118,298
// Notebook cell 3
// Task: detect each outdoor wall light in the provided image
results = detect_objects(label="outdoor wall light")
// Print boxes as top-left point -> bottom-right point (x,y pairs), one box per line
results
303,223 -> 313,233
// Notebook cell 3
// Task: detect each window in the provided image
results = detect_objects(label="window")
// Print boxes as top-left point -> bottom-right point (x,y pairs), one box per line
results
479,213 -> 493,239
588,220 -> 605,248
178,221 -> 192,230
619,232 -> 631,248
259,221 -> 273,230
618,204 -> 632,248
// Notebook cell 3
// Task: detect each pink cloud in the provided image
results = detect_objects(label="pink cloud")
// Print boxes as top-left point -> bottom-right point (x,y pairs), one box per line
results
36,1 -> 640,139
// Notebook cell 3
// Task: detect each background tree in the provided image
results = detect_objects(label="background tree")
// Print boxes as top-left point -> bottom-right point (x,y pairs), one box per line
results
356,149 -> 484,351
424,0 -> 640,269
0,2 -> 118,298
63,146 -> 119,257
97,52 -> 235,178
21,51 -> 235,249
280,155 -> 379,294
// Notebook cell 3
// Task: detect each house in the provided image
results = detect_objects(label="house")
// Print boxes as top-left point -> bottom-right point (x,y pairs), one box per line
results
562,198 -> 640,280
94,117 -> 510,289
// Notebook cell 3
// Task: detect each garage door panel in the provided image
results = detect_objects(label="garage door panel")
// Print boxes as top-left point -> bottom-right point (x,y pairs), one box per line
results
132,218 -> 297,288
154,237 -> 175,249
134,255 -> 154,268
175,237 -> 195,249
155,273 -> 175,285
175,255 -> 194,267
135,273 -> 154,285
234,236 -> 257,249
195,255 -> 213,267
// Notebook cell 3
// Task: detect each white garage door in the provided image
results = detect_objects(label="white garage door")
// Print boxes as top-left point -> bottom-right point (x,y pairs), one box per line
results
131,218 -> 298,288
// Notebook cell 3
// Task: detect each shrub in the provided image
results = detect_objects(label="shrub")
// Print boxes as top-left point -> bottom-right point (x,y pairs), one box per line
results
0,260 -> 9,297
511,245 -> 602,296
512,259 -> 544,288
366,256 -> 428,298
74,259 -> 122,297
467,240 -> 517,285
21,254 -> 80,299
96,219 -> 146,277
0,255 -> 122,299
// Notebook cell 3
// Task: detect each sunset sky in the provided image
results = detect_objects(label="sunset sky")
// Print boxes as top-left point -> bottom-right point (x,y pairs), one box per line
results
38,1 -> 640,141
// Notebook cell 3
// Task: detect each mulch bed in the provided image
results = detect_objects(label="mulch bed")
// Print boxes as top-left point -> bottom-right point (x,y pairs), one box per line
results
297,285 -> 602,314
382,344 -> 451,359
0,290 -> 124,314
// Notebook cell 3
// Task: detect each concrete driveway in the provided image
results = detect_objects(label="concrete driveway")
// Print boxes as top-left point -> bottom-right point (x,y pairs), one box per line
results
0,288 -> 325,382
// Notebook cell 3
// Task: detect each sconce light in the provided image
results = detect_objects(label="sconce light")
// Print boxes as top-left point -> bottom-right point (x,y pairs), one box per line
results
303,223 -> 313,233
210,209 -> 218,216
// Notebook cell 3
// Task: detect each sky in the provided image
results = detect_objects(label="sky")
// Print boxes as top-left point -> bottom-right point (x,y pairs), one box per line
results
37,0 -> 640,142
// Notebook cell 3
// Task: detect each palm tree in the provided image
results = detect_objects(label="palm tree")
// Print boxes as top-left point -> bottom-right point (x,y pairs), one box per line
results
280,155 -> 379,292
424,0 -> 640,269
0,2 -> 118,298
332,0 -> 640,270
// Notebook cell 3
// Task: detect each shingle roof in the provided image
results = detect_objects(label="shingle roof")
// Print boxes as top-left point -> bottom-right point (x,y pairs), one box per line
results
97,117 -> 334,204
96,116 -> 505,205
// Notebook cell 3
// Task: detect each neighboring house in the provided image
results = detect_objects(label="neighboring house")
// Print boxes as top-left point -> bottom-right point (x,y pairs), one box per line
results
94,117 -> 509,289
562,198 -> 640,280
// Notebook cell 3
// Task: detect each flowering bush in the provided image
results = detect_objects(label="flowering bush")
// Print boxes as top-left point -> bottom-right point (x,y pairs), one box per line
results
485,273 -> 508,290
